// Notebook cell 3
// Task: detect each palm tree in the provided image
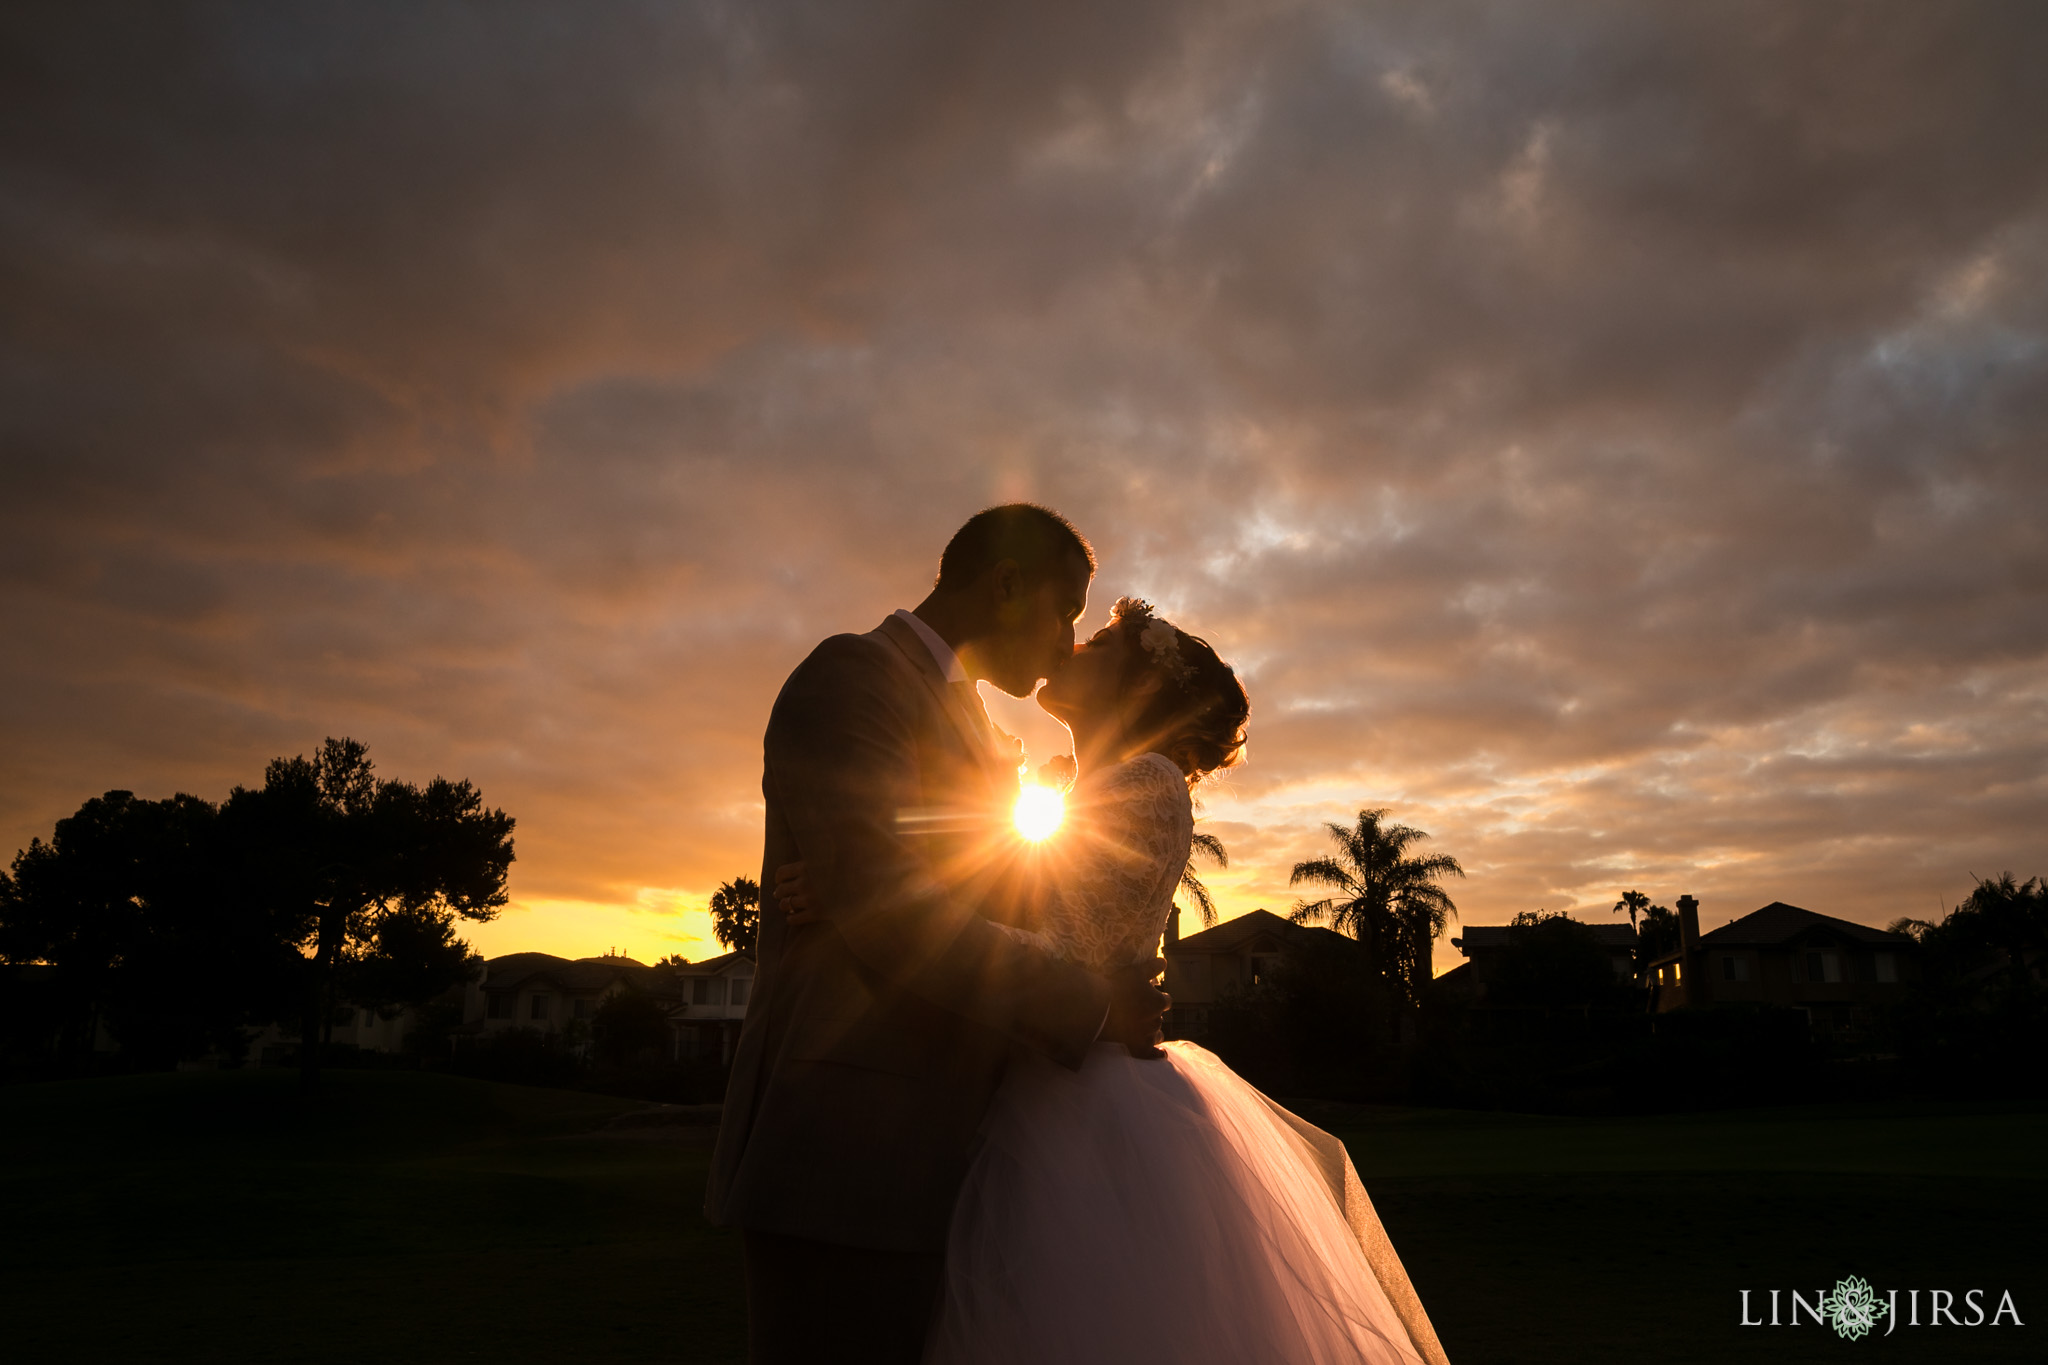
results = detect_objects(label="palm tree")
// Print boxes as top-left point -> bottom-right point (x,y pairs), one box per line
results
710,876 -> 762,954
1165,832 -> 1228,948
1289,808 -> 1463,1006
1962,872 -> 2047,993
1613,889 -> 1650,929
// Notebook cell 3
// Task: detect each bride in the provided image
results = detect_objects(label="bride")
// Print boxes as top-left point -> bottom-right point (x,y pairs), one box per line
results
789,597 -> 1446,1365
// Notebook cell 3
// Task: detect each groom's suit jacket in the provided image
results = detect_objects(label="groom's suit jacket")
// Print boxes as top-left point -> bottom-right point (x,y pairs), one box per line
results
706,614 -> 1112,1253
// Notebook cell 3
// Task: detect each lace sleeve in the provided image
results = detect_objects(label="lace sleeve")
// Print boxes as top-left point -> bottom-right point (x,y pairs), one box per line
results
990,921 -> 1055,954
1036,753 -> 1194,973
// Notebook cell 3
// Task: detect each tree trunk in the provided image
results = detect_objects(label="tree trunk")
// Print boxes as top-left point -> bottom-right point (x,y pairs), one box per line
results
299,910 -> 340,1089
298,967 -> 321,1088
80,997 -> 101,1072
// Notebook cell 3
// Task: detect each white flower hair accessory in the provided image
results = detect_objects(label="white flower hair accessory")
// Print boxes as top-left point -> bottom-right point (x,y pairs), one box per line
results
1136,614 -> 1195,684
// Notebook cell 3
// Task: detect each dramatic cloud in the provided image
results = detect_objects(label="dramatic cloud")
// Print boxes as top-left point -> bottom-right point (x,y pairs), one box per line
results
3,1 -> 2043,964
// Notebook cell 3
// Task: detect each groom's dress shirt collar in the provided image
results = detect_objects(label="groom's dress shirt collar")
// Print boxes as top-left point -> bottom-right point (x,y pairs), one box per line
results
894,608 -> 967,684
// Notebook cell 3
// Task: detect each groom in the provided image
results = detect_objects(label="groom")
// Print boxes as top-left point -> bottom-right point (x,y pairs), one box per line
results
707,504 -> 1170,1363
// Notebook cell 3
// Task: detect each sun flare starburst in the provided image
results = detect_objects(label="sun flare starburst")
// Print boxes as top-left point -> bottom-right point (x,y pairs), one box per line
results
1013,784 -> 1065,842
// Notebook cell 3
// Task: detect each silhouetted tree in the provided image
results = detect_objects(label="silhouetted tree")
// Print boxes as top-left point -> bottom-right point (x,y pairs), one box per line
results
1887,874 -> 2045,1096
1165,831 -> 1228,948
346,902 -> 479,1018
0,744 -> 510,1078
1289,808 -> 1463,1008
1612,891 -> 1680,976
1,791 -> 160,1059
220,738 -> 513,1085
1634,902 -> 1680,974
1894,873 -> 2046,999
592,989 -> 672,1064
1491,911 -> 1635,1011
1962,873 -> 2047,994
709,876 -> 761,953
0,789 -> 291,1067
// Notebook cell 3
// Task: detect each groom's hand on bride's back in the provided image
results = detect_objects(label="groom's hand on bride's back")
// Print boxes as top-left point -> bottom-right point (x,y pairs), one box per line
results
1100,959 -> 1170,1060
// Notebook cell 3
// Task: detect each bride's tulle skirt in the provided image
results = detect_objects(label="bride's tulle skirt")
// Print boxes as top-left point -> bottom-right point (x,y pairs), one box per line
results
926,1040 -> 1437,1365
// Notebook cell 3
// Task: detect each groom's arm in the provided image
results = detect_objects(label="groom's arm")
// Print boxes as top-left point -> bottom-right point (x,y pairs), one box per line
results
766,636 -> 1112,1068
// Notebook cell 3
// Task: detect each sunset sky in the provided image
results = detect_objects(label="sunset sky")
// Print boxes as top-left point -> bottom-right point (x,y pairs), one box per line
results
3,2 -> 2043,973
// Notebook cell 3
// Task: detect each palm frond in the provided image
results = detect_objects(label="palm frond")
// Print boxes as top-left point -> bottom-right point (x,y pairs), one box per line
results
1178,866 -> 1218,928
1289,897 -> 1339,926
1289,856 -> 1354,891
1175,829 -> 1229,928
1407,852 -> 1465,880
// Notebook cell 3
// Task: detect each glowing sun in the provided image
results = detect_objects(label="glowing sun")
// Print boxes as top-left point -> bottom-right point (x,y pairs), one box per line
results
1013,784 -> 1065,842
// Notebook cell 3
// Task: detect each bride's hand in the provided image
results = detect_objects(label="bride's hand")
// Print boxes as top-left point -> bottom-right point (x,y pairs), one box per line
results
1101,958 -> 1171,1060
773,861 -> 821,925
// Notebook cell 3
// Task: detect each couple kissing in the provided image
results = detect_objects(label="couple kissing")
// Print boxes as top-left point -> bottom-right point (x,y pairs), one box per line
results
707,503 -> 1447,1365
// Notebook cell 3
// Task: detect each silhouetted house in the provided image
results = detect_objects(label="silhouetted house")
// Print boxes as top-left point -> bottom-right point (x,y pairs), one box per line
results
1645,897 -> 1917,1040
1162,909 -> 1354,1039
669,950 -> 754,1064
473,950 -> 669,1035
244,982 -> 469,1065
1442,922 -> 1639,1003
466,949 -> 755,1063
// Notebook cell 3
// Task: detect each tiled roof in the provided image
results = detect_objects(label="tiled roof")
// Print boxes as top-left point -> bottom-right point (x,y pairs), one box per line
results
482,952 -> 667,993
1170,908 -> 1354,954
1697,902 -> 1911,947
675,950 -> 755,976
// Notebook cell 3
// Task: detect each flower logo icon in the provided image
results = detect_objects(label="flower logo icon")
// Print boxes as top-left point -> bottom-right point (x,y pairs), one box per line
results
1820,1275 -> 1888,1341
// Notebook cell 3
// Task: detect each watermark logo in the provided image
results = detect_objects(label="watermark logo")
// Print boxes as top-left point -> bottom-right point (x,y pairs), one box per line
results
1820,1276 -> 1885,1341
1740,1281 -> 2023,1337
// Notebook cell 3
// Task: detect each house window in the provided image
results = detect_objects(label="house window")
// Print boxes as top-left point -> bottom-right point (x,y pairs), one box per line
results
1804,951 -> 1841,984
1673,960 -> 1683,984
530,993 -> 551,1021
1720,954 -> 1750,982
1875,952 -> 1897,983
1249,954 -> 1276,987
729,978 -> 750,1007
486,993 -> 514,1020
692,977 -> 726,1006
573,997 -> 592,1020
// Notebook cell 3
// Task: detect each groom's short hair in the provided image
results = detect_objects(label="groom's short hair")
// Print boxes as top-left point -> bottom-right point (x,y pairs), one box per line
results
935,504 -> 1095,590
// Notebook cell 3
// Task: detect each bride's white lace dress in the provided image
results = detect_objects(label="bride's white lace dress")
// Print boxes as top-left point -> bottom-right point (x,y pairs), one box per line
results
926,752 -> 1448,1365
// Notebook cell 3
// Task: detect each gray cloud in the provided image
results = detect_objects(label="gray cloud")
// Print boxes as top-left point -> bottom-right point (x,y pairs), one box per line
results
2,0 -> 2042,959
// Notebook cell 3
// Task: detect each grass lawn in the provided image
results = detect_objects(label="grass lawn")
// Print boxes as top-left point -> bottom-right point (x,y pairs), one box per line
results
1306,1099 -> 2048,1365
0,1069 -> 743,1364
1,1071 -> 2041,1364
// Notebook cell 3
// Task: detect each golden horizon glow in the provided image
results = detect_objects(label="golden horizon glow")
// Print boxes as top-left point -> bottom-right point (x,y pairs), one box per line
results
1013,784 -> 1065,842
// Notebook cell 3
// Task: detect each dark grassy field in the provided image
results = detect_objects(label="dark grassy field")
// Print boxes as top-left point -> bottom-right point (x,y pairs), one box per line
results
0,1070 -> 743,1364
1,1071 -> 2040,1364
1308,1100 -> 2048,1365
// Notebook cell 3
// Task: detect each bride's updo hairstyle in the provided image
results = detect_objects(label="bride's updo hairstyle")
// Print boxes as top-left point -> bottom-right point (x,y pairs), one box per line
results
1107,597 -> 1249,787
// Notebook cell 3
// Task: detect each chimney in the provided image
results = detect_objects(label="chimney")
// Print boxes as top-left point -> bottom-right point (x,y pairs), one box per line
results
1677,894 -> 1702,1004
